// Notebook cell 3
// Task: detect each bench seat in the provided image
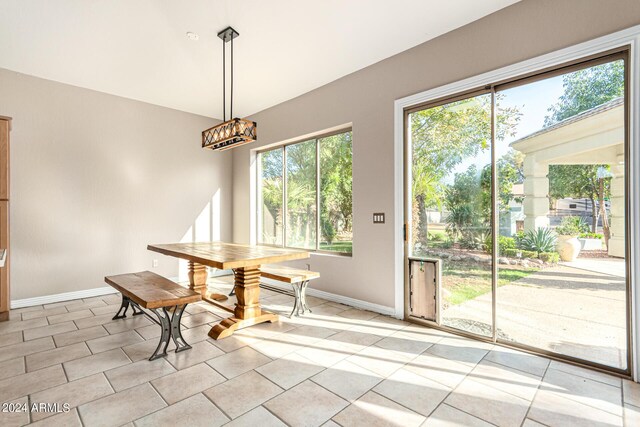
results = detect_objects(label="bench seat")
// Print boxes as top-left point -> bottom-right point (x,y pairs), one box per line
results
260,264 -> 319,317
105,271 -> 201,360
105,271 -> 201,309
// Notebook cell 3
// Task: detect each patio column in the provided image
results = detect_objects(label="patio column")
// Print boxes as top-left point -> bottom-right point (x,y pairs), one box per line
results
608,157 -> 625,258
523,156 -> 549,231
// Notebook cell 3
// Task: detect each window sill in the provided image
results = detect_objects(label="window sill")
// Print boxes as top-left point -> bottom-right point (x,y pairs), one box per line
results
311,251 -> 352,258
257,243 -> 352,258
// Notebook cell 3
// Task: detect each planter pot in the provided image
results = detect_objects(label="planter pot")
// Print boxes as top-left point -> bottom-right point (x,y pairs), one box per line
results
556,235 -> 581,261
578,237 -> 603,251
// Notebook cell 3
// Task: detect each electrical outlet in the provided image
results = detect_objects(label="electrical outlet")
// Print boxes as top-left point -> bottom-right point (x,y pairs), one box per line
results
373,213 -> 385,224
152,259 -> 159,268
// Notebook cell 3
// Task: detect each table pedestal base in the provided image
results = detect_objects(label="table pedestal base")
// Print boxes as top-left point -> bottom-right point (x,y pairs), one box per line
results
188,261 -> 227,302
208,312 -> 278,339
208,265 -> 278,340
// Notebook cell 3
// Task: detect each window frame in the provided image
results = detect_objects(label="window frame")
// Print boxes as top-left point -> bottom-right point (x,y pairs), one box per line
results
257,128 -> 353,256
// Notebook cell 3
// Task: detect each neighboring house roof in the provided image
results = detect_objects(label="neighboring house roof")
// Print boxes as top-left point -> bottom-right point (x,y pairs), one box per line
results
510,97 -> 624,146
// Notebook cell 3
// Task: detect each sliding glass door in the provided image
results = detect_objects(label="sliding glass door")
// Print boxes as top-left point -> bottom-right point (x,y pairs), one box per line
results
405,51 -> 630,373
408,93 -> 494,337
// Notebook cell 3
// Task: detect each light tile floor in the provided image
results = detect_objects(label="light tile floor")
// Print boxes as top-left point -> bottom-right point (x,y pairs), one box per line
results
0,276 -> 638,427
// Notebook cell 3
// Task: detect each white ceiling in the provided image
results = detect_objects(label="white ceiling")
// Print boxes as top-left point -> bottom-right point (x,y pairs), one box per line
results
0,0 -> 519,119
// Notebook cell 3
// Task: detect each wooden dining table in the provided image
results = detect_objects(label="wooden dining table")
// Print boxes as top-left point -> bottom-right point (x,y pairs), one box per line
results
147,242 -> 309,339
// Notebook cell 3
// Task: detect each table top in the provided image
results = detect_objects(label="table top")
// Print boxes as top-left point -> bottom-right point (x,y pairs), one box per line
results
147,242 -> 310,270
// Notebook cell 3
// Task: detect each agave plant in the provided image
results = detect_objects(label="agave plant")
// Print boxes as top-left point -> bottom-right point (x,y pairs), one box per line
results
520,228 -> 557,254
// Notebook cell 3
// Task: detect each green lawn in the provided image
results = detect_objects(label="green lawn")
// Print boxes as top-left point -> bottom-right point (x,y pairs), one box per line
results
319,241 -> 353,254
443,261 -> 537,305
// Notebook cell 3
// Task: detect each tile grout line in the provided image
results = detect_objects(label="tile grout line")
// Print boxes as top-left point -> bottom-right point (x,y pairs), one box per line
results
147,380 -> 170,407
520,360 -> 552,427
481,354 -> 550,378
201,388 -> 235,421
412,346 -> 501,427
625,401 -> 640,410
252,369 -> 334,425
443,343 -> 509,423
548,364 -> 624,388
540,371 -> 625,418
260,402 -> 294,426
34,371 -> 117,426
370,388 -> 428,420
463,360 -> 547,403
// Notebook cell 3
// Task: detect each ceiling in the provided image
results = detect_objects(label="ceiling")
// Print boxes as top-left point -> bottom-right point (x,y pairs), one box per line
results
0,0 -> 520,119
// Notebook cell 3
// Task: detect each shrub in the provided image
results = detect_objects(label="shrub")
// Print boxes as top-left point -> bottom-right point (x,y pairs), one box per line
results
539,252 -> 560,263
457,229 -> 489,250
503,248 -> 519,258
428,231 -> 445,241
485,235 -> 516,254
502,248 -> 537,259
321,217 -> 336,245
579,232 -> 603,239
556,216 -> 590,236
459,236 -> 478,250
440,239 -> 453,249
520,228 -> 557,254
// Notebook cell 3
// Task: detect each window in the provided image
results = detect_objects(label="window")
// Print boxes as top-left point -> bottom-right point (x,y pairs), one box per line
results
258,130 -> 353,254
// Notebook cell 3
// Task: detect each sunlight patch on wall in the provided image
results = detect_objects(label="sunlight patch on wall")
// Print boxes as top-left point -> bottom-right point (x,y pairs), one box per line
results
177,189 -> 222,282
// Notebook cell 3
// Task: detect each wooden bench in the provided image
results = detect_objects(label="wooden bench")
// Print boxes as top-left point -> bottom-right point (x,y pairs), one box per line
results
260,264 -> 319,317
105,271 -> 201,361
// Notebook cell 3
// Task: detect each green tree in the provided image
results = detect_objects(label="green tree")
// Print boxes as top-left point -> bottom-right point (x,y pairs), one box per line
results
286,140 -> 317,247
480,149 -> 525,219
549,164 -> 610,233
444,165 -> 487,247
260,149 -> 284,243
545,61 -> 624,126
411,94 -> 520,248
320,133 -> 353,239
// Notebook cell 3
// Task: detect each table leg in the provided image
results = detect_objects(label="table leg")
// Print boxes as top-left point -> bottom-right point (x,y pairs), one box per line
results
208,265 -> 278,339
188,261 -> 227,302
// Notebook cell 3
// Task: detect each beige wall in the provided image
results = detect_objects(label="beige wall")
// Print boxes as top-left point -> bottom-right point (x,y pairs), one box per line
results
0,68 -> 231,300
232,0 -> 640,308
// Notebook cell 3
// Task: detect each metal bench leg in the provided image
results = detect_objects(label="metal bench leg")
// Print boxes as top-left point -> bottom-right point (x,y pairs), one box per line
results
113,295 -> 144,321
131,302 -> 144,316
289,283 -> 302,318
113,295 -> 131,320
300,280 -> 312,314
170,304 -> 192,353
149,307 -> 171,361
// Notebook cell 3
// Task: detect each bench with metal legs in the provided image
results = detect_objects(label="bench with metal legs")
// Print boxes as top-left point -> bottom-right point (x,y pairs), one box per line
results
106,271 -> 202,361
112,294 -> 193,361
259,264 -> 319,318
290,280 -> 313,317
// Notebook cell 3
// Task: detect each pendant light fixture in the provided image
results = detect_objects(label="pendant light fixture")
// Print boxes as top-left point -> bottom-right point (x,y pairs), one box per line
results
202,26 -> 257,151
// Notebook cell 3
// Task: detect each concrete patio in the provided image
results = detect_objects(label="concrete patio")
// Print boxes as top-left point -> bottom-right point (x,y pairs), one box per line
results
443,263 -> 627,369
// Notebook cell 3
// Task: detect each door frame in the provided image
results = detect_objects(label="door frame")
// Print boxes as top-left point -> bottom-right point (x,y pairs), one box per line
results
393,25 -> 640,379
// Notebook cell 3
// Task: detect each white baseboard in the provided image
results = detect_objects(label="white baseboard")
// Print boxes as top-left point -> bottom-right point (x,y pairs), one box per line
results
10,277 -> 397,319
261,278 -> 397,317
11,287 -> 118,309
